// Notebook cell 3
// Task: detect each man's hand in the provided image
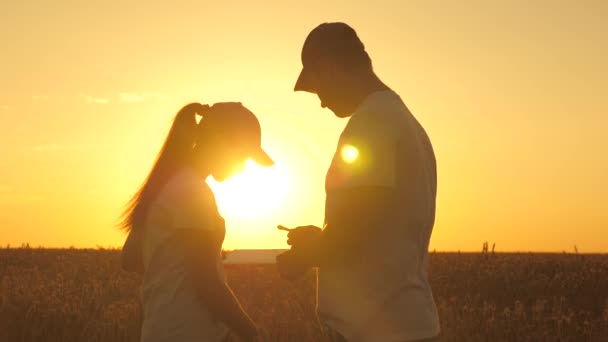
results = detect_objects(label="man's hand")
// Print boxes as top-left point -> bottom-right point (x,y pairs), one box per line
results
282,225 -> 322,248
276,225 -> 323,280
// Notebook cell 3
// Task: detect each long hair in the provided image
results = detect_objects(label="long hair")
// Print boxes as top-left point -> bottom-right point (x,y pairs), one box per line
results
118,103 -> 207,233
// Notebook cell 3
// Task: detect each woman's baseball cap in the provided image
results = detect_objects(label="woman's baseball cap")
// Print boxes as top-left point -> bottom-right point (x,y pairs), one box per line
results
200,102 -> 274,167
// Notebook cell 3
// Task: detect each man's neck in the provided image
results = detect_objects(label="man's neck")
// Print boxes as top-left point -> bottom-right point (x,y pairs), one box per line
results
350,72 -> 390,111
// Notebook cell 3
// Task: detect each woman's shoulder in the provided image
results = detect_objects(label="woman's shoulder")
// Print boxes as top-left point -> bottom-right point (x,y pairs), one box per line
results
173,168 -> 211,193
158,168 -> 214,205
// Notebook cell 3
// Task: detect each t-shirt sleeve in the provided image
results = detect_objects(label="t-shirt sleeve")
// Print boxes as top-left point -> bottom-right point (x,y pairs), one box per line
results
162,177 -> 224,232
326,113 -> 398,191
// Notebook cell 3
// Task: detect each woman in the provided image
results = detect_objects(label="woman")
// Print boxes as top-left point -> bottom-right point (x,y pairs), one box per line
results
119,102 -> 273,342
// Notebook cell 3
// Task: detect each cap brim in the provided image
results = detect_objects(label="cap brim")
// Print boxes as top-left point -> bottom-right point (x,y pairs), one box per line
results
294,68 -> 314,93
251,149 -> 274,167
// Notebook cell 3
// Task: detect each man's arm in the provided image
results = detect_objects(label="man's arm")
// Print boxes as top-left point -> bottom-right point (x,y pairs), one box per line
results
319,186 -> 395,262
278,185 -> 394,275
177,229 -> 258,341
280,124 -> 398,273
319,120 -> 399,262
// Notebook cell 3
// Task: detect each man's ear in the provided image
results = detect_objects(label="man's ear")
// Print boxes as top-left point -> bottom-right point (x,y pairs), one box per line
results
318,58 -> 338,77
326,58 -> 352,86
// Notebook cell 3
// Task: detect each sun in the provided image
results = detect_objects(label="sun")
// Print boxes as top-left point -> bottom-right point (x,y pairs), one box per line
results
207,159 -> 290,219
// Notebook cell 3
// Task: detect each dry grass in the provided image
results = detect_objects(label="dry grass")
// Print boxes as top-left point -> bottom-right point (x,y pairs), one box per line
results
1,248 -> 607,341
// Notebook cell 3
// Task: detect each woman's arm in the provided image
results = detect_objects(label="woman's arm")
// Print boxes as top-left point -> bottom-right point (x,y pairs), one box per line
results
121,229 -> 144,275
177,229 -> 258,341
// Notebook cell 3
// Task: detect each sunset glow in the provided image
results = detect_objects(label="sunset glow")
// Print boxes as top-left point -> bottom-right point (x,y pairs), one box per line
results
208,160 -> 290,219
1,1 -> 606,252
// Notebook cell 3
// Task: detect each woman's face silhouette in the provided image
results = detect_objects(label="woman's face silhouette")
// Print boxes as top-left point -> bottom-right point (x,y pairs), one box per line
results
205,142 -> 250,182
210,158 -> 247,182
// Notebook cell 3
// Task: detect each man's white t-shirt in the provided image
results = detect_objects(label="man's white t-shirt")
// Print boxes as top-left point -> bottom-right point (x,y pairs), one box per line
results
140,168 -> 229,342
319,90 -> 440,341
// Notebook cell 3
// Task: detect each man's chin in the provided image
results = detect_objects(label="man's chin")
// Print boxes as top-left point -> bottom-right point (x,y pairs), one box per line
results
333,110 -> 352,118
326,104 -> 353,118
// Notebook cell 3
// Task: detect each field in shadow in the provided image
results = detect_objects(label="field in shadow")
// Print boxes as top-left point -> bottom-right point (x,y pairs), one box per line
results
1,248 -> 607,341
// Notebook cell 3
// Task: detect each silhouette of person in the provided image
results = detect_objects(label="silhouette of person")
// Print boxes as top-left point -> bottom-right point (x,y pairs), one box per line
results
120,102 -> 273,342
277,22 -> 441,342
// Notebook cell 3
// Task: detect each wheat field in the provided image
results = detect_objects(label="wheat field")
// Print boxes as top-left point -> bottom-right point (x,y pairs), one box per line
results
1,248 -> 607,342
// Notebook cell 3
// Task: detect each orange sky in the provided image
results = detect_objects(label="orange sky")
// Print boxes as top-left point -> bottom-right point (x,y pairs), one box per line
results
1,1 -> 607,252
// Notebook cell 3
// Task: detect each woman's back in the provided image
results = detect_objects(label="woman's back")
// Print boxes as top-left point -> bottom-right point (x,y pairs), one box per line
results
141,168 -> 228,342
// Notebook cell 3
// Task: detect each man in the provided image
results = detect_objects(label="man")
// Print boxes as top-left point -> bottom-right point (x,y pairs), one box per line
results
276,22 -> 441,342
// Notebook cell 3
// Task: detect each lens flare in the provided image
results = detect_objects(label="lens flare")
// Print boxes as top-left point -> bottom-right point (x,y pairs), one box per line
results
341,144 -> 359,164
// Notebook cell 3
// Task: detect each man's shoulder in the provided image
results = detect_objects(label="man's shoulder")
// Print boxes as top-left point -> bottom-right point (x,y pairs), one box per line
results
355,89 -> 409,116
344,90 -> 411,139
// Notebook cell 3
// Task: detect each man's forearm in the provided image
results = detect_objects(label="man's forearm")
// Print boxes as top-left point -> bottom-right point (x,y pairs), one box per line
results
286,222 -> 371,268
318,223 -> 369,264
319,187 -> 395,263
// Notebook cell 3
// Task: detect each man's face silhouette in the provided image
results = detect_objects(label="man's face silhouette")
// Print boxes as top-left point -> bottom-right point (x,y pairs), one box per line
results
296,23 -> 372,118
308,60 -> 355,118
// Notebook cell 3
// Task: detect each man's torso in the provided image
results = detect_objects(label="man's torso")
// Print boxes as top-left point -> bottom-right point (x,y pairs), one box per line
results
320,90 -> 440,342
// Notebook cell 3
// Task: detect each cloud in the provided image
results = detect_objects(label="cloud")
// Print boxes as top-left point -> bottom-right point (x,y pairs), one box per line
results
119,92 -> 146,103
28,144 -> 83,152
80,93 -> 109,104
32,95 -> 49,101
119,92 -> 166,103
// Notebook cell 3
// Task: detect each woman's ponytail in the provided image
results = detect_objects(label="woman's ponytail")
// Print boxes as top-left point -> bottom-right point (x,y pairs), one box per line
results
118,102 -> 208,232
159,102 -> 208,164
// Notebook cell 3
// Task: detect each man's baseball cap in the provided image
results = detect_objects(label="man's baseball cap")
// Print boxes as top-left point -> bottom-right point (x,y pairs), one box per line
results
294,22 -> 369,93
200,102 -> 274,167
